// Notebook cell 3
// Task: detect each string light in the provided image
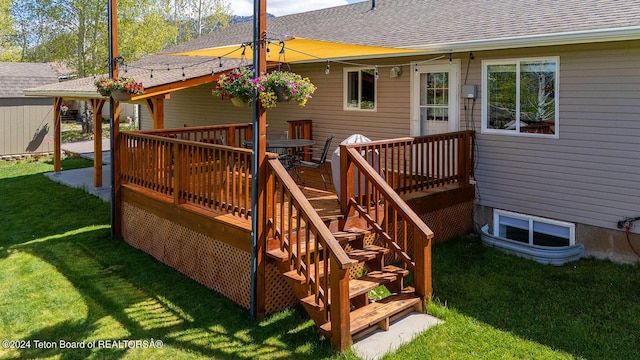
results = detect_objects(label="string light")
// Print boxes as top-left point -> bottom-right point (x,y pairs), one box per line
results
106,42 -> 445,83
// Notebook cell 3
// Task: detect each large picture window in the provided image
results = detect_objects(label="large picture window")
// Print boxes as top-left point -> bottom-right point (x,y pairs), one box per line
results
344,67 -> 376,111
482,57 -> 559,137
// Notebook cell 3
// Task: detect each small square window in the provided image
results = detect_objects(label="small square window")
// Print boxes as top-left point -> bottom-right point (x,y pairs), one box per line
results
494,210 -> 575,247
344,67 -> 377,111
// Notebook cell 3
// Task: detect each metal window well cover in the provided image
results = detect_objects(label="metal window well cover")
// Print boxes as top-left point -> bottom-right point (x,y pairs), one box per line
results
331,134 -> 382,199
480,225 -> 584,266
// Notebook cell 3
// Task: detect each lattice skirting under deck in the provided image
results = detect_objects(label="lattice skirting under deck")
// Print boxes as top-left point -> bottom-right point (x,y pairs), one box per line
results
122,201 -> 252,310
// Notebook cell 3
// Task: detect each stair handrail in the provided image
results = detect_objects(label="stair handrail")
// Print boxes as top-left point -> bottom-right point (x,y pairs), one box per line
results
341,146 -> 434,300
266,154 -> 354,268
265,154 -> 356,350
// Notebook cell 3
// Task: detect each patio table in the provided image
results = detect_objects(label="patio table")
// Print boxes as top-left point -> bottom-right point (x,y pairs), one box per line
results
244,138 -> 314,170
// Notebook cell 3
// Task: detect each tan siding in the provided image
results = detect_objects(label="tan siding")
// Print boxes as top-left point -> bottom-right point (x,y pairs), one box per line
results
140,40 -> 640,233
0,98 -> 54,156
142,60 -> 415,155
472,40 -> 640,232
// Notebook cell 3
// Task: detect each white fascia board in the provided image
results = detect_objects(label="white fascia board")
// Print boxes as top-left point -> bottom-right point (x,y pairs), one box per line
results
408,26 -> 640,54
23,90 -> 103,98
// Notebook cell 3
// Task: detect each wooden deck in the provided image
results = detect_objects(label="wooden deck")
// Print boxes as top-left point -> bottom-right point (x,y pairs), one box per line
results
295,165 -> 342,220
117,126 -> 476,351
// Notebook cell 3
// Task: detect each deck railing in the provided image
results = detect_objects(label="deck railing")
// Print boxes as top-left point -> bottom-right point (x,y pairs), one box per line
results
138,123 -> 253,148
338,132 -> 474,302
119,131 -> 253,218
265,154 -> 356,349
347,130 -> 474,194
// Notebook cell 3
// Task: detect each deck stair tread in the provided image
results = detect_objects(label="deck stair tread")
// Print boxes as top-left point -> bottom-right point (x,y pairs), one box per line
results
319,292 -> 422,336
267,211 -> 422,345
266,240 -> 321,262
332,228 -> 369,243
346,245 -> 389,262
283,247 -> 394,287
266,227 -> 370,262
300,265 -> 408,309
283,261 -> 326,284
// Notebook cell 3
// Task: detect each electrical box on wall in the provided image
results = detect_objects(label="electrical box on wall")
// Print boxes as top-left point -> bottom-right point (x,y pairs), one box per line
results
462,84 -> 477,99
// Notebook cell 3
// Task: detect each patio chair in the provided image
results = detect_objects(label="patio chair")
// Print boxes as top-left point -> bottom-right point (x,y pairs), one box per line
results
295,135 -> 333,189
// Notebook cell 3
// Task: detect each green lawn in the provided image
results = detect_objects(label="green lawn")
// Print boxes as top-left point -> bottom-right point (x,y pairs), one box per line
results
1,157 -> 639,359
61,121 -> 137,142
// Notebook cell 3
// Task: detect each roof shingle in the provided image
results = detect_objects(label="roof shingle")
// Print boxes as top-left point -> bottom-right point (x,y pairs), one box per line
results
26,0 -> 640,96
0,62 -> 59,98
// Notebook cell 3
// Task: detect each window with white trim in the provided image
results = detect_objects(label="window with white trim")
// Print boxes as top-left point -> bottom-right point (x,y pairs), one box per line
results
482,57 -> 559,137
344,67 -> 376,111
493,209 -> 575,247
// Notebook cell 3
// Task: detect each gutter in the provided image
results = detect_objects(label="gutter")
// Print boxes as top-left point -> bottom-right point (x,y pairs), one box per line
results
409,26 -> 640,54
23,91 -> 104,99
292,26 -> 640,64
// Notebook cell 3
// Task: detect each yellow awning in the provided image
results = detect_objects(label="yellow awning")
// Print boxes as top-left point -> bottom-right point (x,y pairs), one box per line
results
170,37 -> 424,63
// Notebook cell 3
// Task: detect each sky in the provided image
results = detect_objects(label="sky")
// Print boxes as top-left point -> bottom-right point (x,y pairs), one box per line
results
230,0 -> 367,17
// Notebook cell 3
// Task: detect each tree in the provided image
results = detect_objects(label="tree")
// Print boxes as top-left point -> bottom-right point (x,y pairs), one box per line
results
171,0 -> 231,43
7,0 -> 231,75
118,0 -> 178,65
0,0 -> 18,60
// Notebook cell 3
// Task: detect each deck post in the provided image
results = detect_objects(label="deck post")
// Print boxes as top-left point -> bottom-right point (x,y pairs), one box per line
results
53,97 -> 62,172
339,145 -> 355,215
90,99 -> 105,188
330,257 -> 351,351
413,228 -> 433,305
457,132 -> 469,186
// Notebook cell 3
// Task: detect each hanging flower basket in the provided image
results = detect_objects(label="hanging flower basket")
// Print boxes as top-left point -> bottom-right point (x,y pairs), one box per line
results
212,67 -> 316,109
110,89 -> 131,101
230,97 -> 250,108
94,77 -> 145,99
212,67 -> 255,107
273,85 -> 290,102
254,70 -> 316,108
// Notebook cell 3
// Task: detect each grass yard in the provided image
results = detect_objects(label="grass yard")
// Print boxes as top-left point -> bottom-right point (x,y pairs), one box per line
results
1,157 -> 639,359
61,121 -> 137,142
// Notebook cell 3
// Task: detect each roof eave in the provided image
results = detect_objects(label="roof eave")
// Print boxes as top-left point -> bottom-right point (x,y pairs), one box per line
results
411,26 -> 640,54
23,90 -> 104,99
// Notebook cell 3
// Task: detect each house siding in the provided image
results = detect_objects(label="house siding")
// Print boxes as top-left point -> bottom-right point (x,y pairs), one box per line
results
0,97 -> 54,156
141,59 -> 414,155
470,41 -> 640,241
139,40 -> 639,259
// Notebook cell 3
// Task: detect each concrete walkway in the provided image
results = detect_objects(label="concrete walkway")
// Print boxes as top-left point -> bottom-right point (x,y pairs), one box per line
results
44,139 -> 112,202
61,138 -> 111,164
351,312 -> 443,360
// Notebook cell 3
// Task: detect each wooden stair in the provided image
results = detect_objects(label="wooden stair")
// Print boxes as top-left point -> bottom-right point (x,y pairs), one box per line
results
266,218 -> 423,344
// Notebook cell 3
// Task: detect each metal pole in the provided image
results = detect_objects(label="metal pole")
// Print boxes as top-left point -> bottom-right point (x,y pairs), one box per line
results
250,0 -> 267,319
108,0 -> 116,238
